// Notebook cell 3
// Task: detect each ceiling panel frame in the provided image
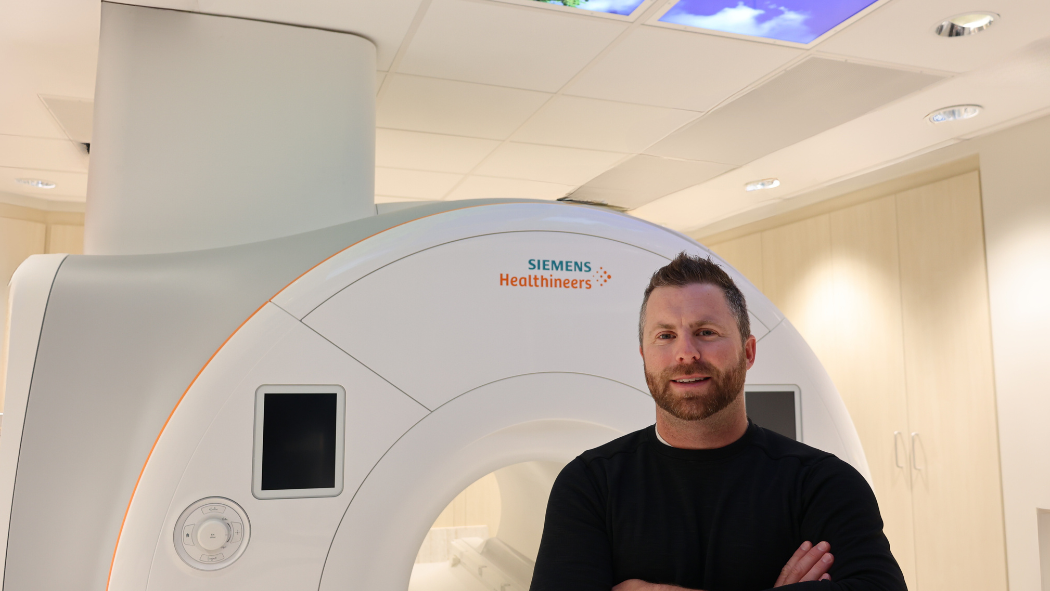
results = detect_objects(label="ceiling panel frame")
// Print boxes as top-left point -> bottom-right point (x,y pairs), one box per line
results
405,0 -> 705,200
644,0 -> 896,50
396,0 -> 631,92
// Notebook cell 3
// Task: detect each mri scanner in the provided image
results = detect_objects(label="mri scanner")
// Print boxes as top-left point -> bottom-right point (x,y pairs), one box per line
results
0,199 -> 868,591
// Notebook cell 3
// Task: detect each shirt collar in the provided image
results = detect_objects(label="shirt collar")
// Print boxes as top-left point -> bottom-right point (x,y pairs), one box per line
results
654,425 -> 671,446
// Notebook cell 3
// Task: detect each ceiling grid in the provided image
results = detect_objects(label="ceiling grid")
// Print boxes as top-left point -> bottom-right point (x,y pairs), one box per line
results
402,0 -> 681,202
4,0 -> 1050,232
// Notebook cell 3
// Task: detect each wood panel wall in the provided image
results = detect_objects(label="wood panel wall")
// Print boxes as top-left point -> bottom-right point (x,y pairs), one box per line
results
706,170 -> 1005,591
430,472 -> 502,536
47,224 -> 85,255
0,204 -> 84,411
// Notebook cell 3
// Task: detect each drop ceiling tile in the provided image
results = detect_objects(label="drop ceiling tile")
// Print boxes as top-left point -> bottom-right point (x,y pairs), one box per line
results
645,57 -> 942,165
511,95 -> 700,152
40,97 -> 94,144
376,129 -> 500,173
473,142 -> 627,185
0,135 -> 88,172
378,75 -> 551,139
444,175 -> 574,201
817,0 -> 1050,74
570,154 -> 734,209
565,26 -> 801,111
0,167 -> 87,201
0,4 -> 98,140
398,0 -> 627,92
375,167 -> 463,200
196,0 -> 426,70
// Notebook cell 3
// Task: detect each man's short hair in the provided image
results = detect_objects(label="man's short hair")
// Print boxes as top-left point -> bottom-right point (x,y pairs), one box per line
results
639,252 -> 751,347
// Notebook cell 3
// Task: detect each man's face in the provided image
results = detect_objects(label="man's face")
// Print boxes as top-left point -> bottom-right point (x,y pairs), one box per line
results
640,283 -> 757,422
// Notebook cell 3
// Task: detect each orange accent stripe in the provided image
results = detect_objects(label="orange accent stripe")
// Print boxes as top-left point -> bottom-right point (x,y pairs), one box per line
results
104,301 -> 267,590
105,203 -> 498,590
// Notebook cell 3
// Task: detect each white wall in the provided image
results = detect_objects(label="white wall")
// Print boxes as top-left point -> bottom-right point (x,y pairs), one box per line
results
975,114 -> 1050,591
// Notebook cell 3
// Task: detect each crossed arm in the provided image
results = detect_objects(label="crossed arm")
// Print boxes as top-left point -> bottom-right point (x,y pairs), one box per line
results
611,541 -> 835,591
532,456 -> 906,591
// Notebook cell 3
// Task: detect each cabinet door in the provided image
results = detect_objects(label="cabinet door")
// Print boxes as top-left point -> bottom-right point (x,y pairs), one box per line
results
760,210 -> 918,588
897,172 -> 1007,591
828,196 -> 917,590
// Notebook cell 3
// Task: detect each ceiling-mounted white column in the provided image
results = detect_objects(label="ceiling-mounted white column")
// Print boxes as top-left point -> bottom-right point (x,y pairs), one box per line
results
86,2 -> 376,255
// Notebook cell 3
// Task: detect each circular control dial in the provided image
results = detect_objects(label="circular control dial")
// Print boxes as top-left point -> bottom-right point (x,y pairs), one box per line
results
196,518 -> 230,551
173,497 -> 250,570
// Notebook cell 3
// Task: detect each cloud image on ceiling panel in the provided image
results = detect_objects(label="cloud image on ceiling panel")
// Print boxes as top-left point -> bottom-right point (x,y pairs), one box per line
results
659,0 -> 879,44
532,0 -> 647,16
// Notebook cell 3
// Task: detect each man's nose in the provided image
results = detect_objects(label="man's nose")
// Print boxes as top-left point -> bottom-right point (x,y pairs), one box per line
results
674,336 -> 702,363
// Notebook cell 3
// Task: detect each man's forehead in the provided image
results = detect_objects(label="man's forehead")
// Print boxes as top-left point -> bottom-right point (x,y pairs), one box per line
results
646,284 -> 732,321
649,283 -> 728,304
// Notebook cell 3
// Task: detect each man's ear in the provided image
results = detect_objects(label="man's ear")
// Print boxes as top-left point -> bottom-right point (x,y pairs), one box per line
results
639,345 -> 644,359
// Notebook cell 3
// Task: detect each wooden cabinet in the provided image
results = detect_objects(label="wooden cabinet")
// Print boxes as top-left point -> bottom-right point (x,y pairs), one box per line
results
0,217 -> 47,410
46,224 -> 84,255
896,174 -> 1007,591
708,171 -> 1006,591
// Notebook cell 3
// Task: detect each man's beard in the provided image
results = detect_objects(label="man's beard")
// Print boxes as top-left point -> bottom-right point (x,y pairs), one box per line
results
645,353 -> 748,422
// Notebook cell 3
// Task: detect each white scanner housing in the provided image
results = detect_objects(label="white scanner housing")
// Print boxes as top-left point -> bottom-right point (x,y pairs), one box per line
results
0,200 -> 867,591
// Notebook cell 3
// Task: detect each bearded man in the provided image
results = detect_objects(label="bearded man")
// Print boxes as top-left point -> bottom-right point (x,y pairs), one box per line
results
530,253 -> 907,591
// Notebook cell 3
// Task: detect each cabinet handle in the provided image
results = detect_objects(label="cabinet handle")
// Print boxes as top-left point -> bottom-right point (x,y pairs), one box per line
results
893,431 -> 905,468
910,432 -> 922,471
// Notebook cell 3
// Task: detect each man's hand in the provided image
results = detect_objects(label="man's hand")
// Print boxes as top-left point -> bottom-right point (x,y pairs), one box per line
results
774,541 -> 834,586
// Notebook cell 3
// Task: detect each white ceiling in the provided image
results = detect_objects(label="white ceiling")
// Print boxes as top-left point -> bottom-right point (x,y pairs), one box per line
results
4,0 -> 1050,232
644,57 -> 943,165
563,25 -> 802,112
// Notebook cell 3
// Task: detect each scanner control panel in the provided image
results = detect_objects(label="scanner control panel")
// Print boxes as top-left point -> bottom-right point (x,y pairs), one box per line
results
173,497 -> 251,570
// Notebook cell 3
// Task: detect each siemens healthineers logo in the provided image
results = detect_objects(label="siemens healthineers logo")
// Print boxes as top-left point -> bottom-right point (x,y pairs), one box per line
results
499,259 -> 613,290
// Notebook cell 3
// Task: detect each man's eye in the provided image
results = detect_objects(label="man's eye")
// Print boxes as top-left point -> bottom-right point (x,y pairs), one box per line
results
698,330 -> 716,336
657,333 -> 674,340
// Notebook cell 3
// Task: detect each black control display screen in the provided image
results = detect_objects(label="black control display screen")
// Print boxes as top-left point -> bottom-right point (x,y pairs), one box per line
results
745,391 -> 797,441
261,393 -> 338,490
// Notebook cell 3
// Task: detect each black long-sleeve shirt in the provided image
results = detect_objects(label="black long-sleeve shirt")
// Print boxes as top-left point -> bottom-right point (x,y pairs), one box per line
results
531,422 -> 906,591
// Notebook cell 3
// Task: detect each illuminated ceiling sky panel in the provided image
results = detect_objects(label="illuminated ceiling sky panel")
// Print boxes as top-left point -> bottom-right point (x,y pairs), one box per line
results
534,0 -> 648,16
658,0 -> 881,44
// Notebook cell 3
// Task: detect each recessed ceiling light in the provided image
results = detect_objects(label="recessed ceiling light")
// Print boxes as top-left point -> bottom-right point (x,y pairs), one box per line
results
16,178 -> 57,189
926,105 -> 982,124
745,178 -> 780,192
934,12 -> 997,37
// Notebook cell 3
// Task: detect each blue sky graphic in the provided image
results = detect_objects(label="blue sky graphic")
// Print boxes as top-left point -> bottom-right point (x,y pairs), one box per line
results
659,0 -> 879,43
536,0 -> 647,16
577,0 -> 648,14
